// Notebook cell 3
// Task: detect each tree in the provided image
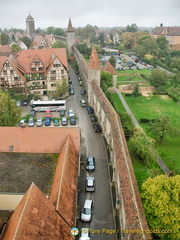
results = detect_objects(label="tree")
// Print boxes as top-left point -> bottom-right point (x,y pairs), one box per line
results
126,23 -> 138,32
52,41 -> 66,48
131,84 -> 141,98
149,69 -> 169,92
0,33 -> 9,45
56,79 -> 68,96
129,127 -> 157,167
109,56 -> 116,68
10,44 -> 22,52
156,36 -> 169,57
141,175 -> 180,240
20,36 -> 32,48
147,115 -> 176,143
0,89 -> 21,126
100,71 -> 113,93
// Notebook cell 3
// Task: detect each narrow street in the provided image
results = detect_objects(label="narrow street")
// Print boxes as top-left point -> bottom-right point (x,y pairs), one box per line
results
68,65 -> 116,239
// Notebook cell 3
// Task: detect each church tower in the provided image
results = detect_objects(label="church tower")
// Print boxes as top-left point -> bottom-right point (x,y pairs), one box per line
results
26,14 -> 35,36
66,18 -> 75,56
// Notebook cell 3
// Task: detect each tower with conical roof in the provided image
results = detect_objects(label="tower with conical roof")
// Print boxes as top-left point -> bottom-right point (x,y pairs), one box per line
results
66,18 -> 75,56
26,14 -> 35,36
87,46 -> 101,100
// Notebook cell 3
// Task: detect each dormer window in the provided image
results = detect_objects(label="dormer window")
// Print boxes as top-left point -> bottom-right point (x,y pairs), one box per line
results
34,60 -> 40,65
31,67 -> 36,71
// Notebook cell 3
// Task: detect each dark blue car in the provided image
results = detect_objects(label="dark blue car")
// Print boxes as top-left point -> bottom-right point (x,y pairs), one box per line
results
87,106 -> 94,114
45,117 -> 51,126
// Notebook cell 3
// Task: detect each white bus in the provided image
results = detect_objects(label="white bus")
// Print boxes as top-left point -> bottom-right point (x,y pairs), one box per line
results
32,100 -> 66,112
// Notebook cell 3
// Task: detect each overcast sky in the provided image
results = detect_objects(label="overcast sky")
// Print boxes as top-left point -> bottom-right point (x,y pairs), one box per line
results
1,0 -> 180,30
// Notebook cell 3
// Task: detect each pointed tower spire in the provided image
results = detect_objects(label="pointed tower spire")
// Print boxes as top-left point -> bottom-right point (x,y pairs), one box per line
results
88,46 -> 100,69
67,18 -> 74,32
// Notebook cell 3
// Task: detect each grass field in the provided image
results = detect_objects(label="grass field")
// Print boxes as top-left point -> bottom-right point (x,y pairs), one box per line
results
116,69 -> 151,82
122,93 -> 180,173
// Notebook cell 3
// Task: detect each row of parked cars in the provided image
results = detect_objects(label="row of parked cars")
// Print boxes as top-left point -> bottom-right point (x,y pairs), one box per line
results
79,156 -> 96,240
19,109 -> 77,127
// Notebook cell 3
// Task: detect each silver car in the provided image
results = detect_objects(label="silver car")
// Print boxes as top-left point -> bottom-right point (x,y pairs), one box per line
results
28,117 -> 34,127
86,177 -> 95,192
36,118 -> 43,127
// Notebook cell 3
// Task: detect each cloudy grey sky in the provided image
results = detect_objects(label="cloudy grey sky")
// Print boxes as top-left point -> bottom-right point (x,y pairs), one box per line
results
1,0 -> 180,30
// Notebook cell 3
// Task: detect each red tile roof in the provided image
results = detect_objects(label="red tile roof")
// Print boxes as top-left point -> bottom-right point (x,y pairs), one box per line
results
0,45 -> 11,53
67,19 -> 74,32
16,48 -> 68,73
0,56 -> 8,71
0,127 -> 80,153
1,183 -> 75,240
88,46 -> 100,69
102,61 -> 117,75
50,135 -> 78,227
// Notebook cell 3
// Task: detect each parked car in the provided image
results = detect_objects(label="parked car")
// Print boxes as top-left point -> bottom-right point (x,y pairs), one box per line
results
67,109 -> 75,117
36,118 -> 43,127
81,199 -> 94,222
80,99 -> 86,107
75,70 -> 79,74
81,89 -> 87,95
70,116 -> 76,125
22,101 -> 28,106
86,156 -> 95,172
87,106 -> 94,114
60,110 -> 66,117
53,119 -> 60,126
92,123 -> 102,133
86,177 -> 95,192
61,117 -> 68,126
90,115 -> 98,122
79,80 -> 83,86
45,117 -> 51,126
79,228 -> 90,240
28,117 -> 34,127
19,119 -> 27,127
68,84 -> 74,89
45,110 -> 51,117
16,100 -> 22,107
69,88 -> 74,95
29,109 -> 36,117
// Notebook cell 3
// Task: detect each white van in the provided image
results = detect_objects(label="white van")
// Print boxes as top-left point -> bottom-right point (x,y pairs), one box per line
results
81,199 -> 94,222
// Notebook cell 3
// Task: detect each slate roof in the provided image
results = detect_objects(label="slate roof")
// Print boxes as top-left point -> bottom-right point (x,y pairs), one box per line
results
151,26 -> 180,36
0,127 -> 80,153
102,61 -> 117,75
88,46 -> 100,69
16,48 -> 68,73
1,183 -> 74,240
26,14 -> 34,21
50,135 -> 78,227
67,18 -> 74,32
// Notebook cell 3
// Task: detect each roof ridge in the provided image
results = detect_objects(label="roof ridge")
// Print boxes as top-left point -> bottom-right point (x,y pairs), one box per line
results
67,18 -> 74,32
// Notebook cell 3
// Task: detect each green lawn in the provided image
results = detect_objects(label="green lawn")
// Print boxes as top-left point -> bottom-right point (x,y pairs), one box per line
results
122,93 -> 180,173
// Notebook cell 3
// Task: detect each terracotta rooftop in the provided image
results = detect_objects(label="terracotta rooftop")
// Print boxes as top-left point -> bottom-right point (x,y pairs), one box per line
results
102,61 -> 117,75
0,45 -> 11,53
50,135 -> 78,227
0,56 -> 8,71
0,127 -> 80,153
16,48 -> 68,73
67,18 -> 74,32
1,183 -> 74,240
88,46 -> 100,69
